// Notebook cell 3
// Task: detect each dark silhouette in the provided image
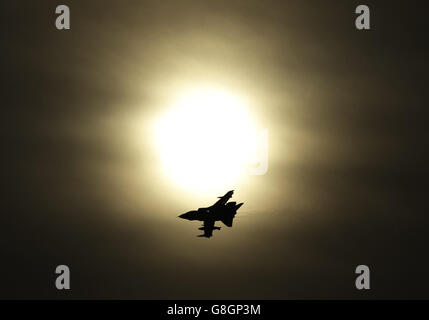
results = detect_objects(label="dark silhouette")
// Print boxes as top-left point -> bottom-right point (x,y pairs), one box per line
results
178,190 -> 243,238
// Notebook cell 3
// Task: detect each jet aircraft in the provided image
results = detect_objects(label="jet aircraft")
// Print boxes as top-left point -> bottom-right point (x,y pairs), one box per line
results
178,190 -> 243,238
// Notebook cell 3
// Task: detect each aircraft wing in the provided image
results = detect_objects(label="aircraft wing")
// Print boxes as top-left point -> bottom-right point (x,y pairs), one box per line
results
213,190 -> 234,207
198,220 -> 219,238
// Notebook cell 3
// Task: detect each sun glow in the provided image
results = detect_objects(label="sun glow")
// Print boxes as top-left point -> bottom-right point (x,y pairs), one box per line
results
154,88 -> 258,193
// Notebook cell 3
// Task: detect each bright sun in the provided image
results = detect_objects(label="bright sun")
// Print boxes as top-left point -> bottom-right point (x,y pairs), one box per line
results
155,88 -> 258,193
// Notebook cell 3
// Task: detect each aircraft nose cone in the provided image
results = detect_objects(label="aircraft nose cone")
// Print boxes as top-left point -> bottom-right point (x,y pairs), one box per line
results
178,212 -> 191,219
179,210 -> 197,220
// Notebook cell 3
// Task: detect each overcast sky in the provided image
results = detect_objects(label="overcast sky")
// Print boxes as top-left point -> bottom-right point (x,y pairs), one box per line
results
2,0 -> 428,298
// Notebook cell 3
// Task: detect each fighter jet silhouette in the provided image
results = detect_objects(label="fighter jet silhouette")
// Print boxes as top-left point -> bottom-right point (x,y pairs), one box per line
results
178,190 -> 243,238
